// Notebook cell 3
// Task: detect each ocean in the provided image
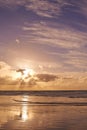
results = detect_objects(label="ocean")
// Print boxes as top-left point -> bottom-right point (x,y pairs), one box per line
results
0,91 -> 87,130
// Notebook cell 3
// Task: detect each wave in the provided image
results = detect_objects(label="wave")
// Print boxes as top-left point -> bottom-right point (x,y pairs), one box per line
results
12,99 -> 87,106
0,90 -> 87,98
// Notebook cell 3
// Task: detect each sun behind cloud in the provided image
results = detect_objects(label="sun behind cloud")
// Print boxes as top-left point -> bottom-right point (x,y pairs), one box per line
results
16,68 -> 35,80
23,68 -> 35,78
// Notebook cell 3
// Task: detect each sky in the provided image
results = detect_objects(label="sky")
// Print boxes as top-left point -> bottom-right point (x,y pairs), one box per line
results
0,0 -> 87,90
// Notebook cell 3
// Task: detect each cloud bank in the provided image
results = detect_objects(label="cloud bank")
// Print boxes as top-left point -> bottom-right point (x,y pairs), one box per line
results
0,61 -> 87,90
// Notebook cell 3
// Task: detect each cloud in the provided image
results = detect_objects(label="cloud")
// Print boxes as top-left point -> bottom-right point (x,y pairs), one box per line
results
22,22 -> 87,49
0,1 -> 87,90
16,39 -> 20,44
0,0 -> 87,19
21,22 -> 87,72
0,61 -> 58,89
73,0 -> 87,18
25,0 -> 66,18
36,74 -> 57,82
0,61 -> 10,70
0,61 -> 87,90
0,0 -> 67,17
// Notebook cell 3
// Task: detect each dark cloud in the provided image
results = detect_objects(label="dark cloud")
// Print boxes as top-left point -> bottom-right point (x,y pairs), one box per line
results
36,74 -> 58,82
17,73 -> 58,88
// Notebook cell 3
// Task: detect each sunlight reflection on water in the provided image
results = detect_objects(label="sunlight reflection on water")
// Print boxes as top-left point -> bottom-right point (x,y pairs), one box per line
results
0,95 -> 87,130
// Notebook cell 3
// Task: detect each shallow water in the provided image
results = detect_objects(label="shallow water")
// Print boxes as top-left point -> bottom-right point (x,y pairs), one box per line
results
0,92 -> 87,130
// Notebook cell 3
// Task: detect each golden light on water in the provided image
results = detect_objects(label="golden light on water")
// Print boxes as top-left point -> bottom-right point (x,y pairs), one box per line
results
21,96 -> 28,121
21,96 -> 33,121
22,105 -> 28,121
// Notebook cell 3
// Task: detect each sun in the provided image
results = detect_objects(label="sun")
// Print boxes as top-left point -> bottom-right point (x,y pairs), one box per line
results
23,68 -> 35,80
23,68 -> 35,78
14,67 -> 35,80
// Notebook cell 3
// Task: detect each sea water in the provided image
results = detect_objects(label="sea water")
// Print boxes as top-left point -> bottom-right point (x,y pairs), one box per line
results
0,91 -> 87,130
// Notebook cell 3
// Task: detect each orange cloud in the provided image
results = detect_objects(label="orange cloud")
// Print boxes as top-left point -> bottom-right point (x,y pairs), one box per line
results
0,61 -> 87,90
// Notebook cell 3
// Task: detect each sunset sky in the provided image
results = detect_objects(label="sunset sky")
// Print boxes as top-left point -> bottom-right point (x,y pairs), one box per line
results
0,0 -> 87,90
